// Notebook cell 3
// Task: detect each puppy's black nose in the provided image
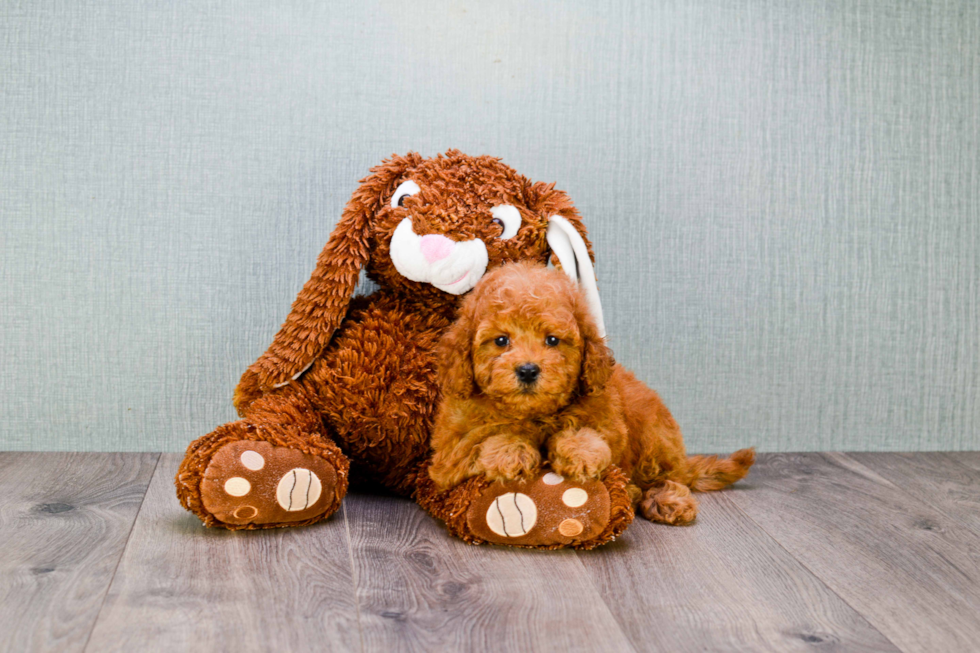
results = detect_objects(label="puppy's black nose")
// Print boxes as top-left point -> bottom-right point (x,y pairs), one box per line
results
515,363 -> 540,384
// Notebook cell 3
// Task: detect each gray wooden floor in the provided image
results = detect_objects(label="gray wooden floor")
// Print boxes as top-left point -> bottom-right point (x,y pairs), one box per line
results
2,453 -> 980,652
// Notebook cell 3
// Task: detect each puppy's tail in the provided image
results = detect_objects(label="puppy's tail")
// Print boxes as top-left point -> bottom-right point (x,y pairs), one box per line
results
684,448 -> 755,491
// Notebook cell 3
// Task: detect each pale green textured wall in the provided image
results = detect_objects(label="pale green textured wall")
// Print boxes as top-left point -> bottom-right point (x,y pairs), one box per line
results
1,1 -> 978,452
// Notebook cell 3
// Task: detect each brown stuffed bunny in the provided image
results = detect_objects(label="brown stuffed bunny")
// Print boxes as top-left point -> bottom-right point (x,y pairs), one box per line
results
175,150 -> 633,548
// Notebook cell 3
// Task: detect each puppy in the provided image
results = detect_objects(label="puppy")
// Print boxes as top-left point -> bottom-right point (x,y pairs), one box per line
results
428,261 -> 754,525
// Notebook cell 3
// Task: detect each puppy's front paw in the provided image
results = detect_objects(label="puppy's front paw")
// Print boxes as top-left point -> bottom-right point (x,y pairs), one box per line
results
477,435 -> 542,483
549,428 -> 612,482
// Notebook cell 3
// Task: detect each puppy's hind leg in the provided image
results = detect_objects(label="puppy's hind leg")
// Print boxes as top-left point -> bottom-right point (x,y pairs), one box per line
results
639,480 -> 699,525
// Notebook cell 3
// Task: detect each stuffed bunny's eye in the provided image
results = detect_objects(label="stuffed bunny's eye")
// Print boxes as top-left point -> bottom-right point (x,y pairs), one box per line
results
391,180 -> 420,209
490,205 -> 521,240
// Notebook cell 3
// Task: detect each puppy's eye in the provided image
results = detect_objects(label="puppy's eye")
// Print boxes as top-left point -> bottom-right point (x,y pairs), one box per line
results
494,335 -> 510,347
391,180 -> 420,209
545,335 -> 560,347
489,204 -> 522,240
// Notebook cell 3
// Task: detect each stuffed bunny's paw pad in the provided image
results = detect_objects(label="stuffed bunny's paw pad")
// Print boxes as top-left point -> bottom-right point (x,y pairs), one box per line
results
200,441 -> 339,527
468,472 -> 612,547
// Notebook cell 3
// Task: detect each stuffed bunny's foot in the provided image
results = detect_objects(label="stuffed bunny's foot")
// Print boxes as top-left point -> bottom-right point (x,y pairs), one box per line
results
416,464 -> 634,550
177,416 -> 350,530
199,440 -> 342,527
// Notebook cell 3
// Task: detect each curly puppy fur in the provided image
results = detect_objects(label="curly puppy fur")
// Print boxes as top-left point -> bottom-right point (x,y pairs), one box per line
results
177,151 -> 603,528
428,262 -> 755,525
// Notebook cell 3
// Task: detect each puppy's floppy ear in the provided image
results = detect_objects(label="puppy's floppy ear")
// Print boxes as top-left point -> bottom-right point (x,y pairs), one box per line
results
576,299 -> 615,396
234,152 -> 422,411
436,298 -> 478,400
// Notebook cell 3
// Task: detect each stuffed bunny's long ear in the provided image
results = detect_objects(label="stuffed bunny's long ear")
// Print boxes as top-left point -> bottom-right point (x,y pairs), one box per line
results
234,155 -> 416,410
547,215 -> 606,338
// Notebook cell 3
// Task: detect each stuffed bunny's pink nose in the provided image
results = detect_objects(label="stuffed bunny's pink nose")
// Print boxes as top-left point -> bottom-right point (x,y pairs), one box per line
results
420,234 -> 455,263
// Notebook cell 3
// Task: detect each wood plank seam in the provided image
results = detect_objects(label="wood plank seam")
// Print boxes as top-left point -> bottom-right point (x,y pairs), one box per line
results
549,549 -> 647,652
853,452 -> 980,527
569,550 -> 643,653
839,453 -> 979,539
342,500 -> 367,653
736,452 -> 978,651
82,454 -> 363,650
718,481 -> 904,652
79,453 -> 161,653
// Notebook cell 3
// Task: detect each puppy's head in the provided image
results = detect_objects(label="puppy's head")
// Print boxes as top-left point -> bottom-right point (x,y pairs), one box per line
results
438,262 -> 614,416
